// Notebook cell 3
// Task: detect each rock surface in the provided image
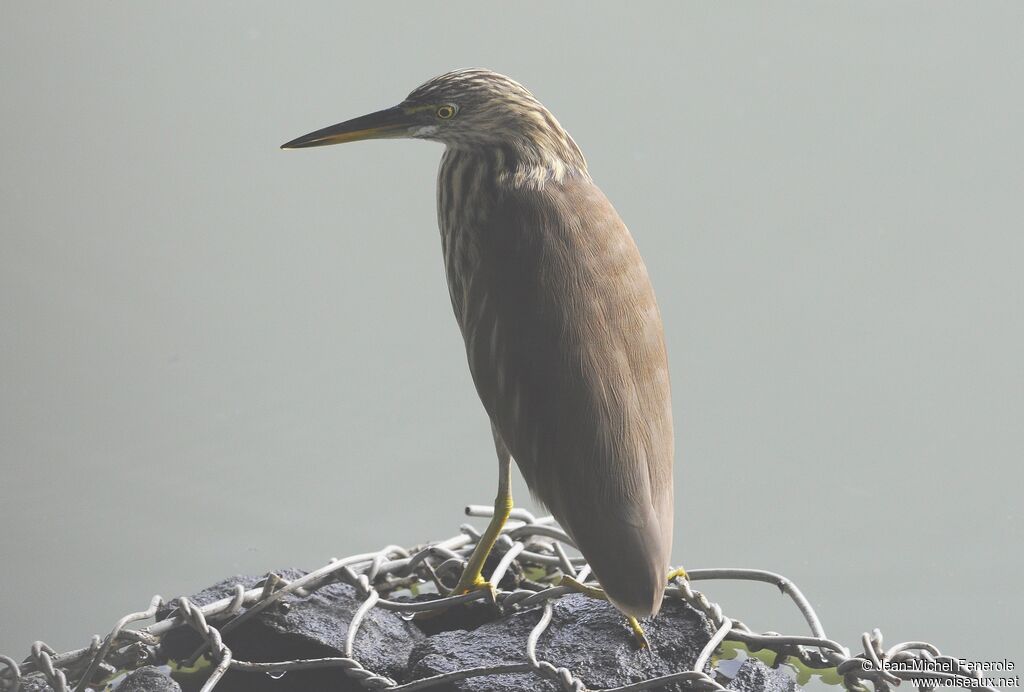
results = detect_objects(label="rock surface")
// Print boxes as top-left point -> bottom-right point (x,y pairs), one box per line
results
146,570 -> 800,692
407,593 -> 797,692
118,665 -> 183,691
408,593 -> 711,691
157,569 -> 423,691
728,659 -> 799,692
7,678 -> 53,692
5,667 -> 182,692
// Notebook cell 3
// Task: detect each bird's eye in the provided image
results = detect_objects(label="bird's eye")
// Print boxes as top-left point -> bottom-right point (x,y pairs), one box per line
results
436,104 -> 457,120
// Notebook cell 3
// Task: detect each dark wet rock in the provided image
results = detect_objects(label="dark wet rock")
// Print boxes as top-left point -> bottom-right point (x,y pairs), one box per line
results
157,569 -> 424,692
157,572 -> 271,661
118,665 -> 182,691
409,593 -> 714,691
148,570 -> 799,692
407,594 -> 802,691
8,677 -> 54,692
398,593 -> 500,637
725,658 -> 800,692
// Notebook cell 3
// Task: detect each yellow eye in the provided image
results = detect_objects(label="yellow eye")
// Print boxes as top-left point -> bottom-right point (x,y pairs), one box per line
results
436,104 -> 456,119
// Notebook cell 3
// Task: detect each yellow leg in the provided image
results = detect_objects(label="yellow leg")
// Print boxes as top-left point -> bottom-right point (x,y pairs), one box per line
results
453,454 -> 512,598
559,575 -> 650,649
627,616 -> 650,649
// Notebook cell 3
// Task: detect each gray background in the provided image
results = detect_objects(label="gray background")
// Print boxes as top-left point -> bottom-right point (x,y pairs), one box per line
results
2,0 -> 1021,673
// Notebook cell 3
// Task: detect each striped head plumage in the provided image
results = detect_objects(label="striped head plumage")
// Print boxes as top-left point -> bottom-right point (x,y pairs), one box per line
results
404,69 -> 585,165
283,68 -> 589,186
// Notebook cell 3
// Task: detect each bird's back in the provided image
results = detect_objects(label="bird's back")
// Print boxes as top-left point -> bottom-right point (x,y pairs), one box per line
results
439,153 -> 674,617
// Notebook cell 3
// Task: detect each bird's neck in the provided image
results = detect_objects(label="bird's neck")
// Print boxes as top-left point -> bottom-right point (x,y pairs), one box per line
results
448,132 -> 590,191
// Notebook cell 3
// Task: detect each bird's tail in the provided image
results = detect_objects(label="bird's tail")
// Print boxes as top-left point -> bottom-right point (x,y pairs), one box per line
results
561,498 -> 672,619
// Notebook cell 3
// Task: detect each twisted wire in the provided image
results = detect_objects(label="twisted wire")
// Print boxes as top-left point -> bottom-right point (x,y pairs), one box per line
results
0,506 -> 999,692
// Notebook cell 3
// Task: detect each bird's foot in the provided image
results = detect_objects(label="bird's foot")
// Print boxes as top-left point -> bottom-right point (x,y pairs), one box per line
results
557,574 -> 649,649
667,567 -> 689,582
451,573 -> 498,604
413,574 -> 497,623
557,574 -> 607,600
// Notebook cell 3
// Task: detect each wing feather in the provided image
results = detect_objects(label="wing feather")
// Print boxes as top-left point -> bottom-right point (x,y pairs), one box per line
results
445,175 -> 674,617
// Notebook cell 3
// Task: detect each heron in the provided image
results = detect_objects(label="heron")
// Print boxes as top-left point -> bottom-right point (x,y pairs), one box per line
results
282,69 -> 676,642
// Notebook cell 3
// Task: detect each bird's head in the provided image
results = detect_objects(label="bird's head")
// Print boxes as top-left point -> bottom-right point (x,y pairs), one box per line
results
282,69 -> 586,174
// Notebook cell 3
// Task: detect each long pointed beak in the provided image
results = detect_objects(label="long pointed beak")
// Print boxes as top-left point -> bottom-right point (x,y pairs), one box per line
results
281,105 -> 410,149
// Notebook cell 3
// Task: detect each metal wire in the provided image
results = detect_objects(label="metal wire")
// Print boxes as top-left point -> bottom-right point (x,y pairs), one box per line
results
0,506 -> 999,692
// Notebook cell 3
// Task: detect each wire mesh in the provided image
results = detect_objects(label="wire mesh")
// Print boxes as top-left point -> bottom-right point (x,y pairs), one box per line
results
0,505 -> 1000,692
